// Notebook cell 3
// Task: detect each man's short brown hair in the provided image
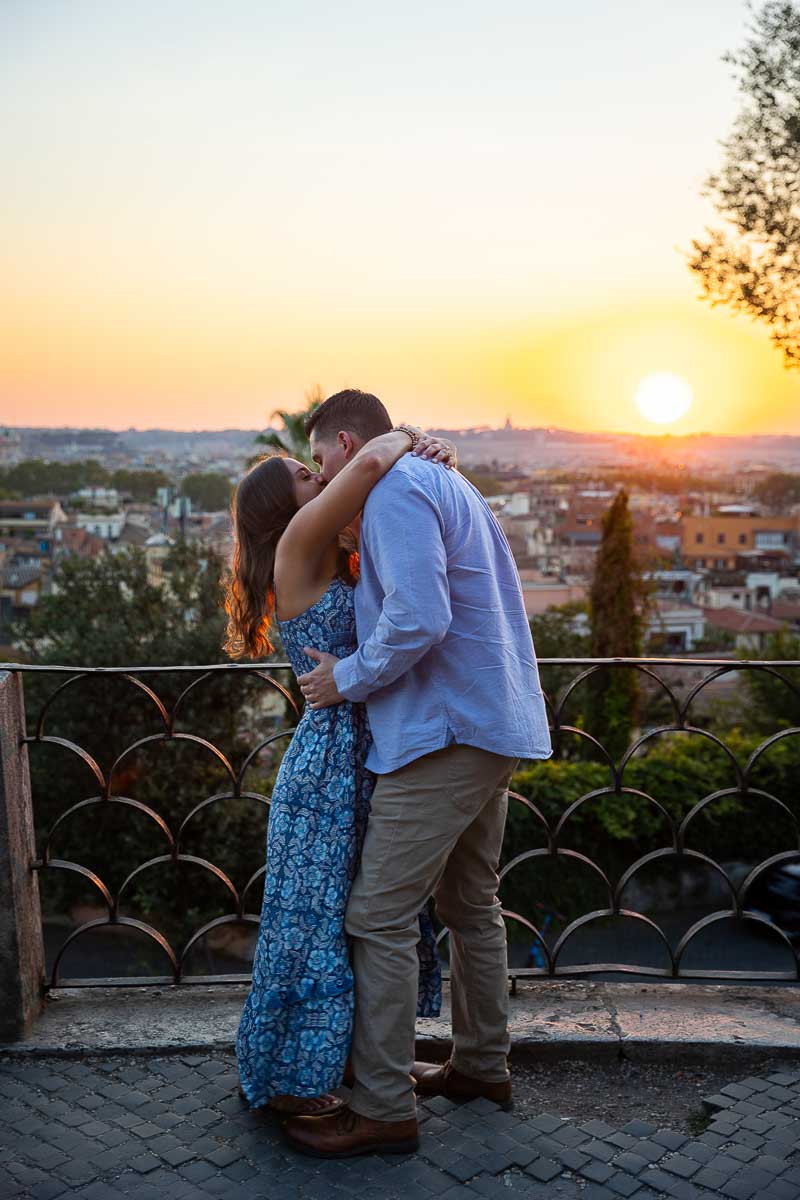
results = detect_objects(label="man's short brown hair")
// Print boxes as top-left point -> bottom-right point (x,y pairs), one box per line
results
304,389 -> 392,443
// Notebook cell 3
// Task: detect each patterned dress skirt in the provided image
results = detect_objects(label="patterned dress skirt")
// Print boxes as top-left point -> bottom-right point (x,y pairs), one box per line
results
236,578 -> 441,1105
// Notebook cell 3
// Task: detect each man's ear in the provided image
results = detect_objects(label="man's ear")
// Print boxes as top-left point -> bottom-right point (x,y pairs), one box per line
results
338,431 -> 357,460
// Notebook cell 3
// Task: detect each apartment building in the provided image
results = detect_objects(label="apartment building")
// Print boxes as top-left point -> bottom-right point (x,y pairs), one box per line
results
681,515 -> 798,570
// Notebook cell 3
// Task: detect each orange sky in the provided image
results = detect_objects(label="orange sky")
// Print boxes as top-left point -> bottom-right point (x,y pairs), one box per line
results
2,1 -> 798,436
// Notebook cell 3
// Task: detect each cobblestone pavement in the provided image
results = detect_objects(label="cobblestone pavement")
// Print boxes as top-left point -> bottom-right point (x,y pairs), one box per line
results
1,1054 -> 799,1200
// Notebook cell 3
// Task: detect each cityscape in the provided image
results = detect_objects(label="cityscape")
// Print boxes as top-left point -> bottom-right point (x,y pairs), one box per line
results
2,419 -> 800,662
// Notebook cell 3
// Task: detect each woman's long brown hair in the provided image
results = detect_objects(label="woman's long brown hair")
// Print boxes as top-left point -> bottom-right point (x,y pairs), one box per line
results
222,455 -> 358,660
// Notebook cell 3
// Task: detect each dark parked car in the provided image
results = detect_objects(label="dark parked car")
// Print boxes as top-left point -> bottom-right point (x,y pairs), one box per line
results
746,863 -> 800,945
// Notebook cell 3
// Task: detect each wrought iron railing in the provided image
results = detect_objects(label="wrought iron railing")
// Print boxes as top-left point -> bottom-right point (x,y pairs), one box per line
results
2,657 -> 799,989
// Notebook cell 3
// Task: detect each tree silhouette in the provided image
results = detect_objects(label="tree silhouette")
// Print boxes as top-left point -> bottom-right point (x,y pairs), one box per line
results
250,384 -> 323,467
689,2 -> 800,366
586,490 -> 645,763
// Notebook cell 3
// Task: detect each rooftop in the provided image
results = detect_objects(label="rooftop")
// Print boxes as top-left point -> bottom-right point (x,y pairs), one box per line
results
701,606 -> 790,634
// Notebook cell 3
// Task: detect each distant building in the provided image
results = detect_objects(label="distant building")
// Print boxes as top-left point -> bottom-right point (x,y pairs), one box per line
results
701,606 -> 790,654
144,532 -> 174,587
651,568 -> 704,605
54,525 -> 107,560
74,511 -> 126,541
682,515 -> 798,570
74,486 -> 120,510
0,563 -> 44,634
517,570 -> 587,618
646,600 -> 706,653
0,499 -> 67,559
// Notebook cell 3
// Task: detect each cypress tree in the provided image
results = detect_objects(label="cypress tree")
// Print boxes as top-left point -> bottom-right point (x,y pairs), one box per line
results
587,489 -> 642,763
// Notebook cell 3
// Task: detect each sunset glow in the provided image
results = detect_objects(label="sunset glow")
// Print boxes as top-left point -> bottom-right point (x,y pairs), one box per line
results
1,0 -> 798,435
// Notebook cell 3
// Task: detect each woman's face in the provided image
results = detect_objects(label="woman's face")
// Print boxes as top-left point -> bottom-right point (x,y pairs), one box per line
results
287,458 -> 325,507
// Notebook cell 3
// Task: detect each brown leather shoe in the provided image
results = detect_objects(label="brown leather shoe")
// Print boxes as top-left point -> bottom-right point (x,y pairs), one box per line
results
413,1059 -> 512,1109
284,1105 -> 419,1158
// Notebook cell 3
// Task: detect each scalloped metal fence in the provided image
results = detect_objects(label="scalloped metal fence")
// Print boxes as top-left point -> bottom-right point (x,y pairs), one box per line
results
3,657 -> 800,989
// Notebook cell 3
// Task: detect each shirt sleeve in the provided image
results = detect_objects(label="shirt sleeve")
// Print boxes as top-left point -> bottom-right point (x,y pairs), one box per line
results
333,471 -> 452,703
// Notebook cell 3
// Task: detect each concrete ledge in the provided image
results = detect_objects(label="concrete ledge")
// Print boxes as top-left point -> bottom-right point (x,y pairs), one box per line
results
4,980 -> 800,1065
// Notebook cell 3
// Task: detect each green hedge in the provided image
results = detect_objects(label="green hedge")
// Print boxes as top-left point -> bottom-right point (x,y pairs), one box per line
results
503,729 -> 800,930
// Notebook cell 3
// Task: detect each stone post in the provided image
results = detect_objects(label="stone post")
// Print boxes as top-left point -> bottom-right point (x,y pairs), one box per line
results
0,670 -> 45,1040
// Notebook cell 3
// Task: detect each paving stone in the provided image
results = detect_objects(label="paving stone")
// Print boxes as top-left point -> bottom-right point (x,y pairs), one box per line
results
708,1153 -> 745,1176
698,1130 -> 729,1149
693,1166 -> 730,1189
739,1113 -> 773,1133
579,1159 -> 616,1184
682,1141 -> 715,1165
476,1148 -> 517,1175
605,1173 -> 643,1197
621,1120 -> 659,1137
582,1138 -> 617,1163
222,1159 -> 258,1181
760,1181 -> 800,1200
128,1152 -> 163,1174
528,1112 -> 564,1134
732,1128 -> 767,1148
524,1156 -> 561,1182
703,1093 -> 739,1111
555,1147 -> 590,1171
631,1138 -> 666,1163
605,1131 -> 638,1152
469,1176 -> 516,1199
178,1159 -> 218,1183
660,1181 -> 705,1200
580,1119 -> 617,1138
662,1153 -> 701,1179
721,1082 -> 755,1100
443,1153 -> 483,1182
730,1099 -> 768,1117
612,1150 -> 650,1175
720,1172 -> 778,1199
651,1129 -> 687,1152
552,1124 -> 589,1147
751,1153 -> 788,1174
637,1166 -> 675,1192
761,1138 -> 795,1159
425,1096 -> 460,1116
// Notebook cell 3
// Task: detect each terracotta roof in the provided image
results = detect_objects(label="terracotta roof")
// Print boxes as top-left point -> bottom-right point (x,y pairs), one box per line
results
117,522 -> 151,546
701,606 -> 789,634
770,600 -> 800,623
0,499 -> 60,515
57,526 -> 107,558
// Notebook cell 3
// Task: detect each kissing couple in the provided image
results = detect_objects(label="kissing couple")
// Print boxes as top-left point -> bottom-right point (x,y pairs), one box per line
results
223,388 -> 551,1158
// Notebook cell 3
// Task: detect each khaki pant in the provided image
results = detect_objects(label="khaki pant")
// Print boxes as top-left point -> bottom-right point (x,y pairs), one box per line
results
345,743 -> 517,1122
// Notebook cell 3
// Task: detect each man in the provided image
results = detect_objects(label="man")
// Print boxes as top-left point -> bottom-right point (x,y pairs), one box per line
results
286,388 -> 551,1158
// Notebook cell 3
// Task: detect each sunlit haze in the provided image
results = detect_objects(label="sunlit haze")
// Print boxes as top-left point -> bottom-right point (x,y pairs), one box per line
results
2,0 -> 798,435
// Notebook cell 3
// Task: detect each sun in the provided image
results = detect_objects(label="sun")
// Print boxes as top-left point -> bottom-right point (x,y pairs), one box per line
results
634,373 -> 693,425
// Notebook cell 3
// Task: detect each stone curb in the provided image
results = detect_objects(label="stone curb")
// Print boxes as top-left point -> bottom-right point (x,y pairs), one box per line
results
3,980 -> 800,1069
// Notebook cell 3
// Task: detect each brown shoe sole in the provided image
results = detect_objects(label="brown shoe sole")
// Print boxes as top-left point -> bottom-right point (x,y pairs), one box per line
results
284,1131 -> 420,1159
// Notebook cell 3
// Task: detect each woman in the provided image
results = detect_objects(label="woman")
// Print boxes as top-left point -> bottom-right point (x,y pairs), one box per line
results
223,426 -> 453,1116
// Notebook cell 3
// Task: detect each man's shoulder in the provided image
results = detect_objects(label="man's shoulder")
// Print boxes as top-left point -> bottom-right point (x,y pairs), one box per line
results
366,454 -> 438,504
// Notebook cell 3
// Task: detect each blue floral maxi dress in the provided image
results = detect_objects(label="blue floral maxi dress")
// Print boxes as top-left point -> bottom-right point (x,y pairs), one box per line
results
237,577 -> 441,1105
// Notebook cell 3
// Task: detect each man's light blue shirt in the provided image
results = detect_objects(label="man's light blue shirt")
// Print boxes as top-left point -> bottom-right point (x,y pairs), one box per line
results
332,455 -> 552,775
